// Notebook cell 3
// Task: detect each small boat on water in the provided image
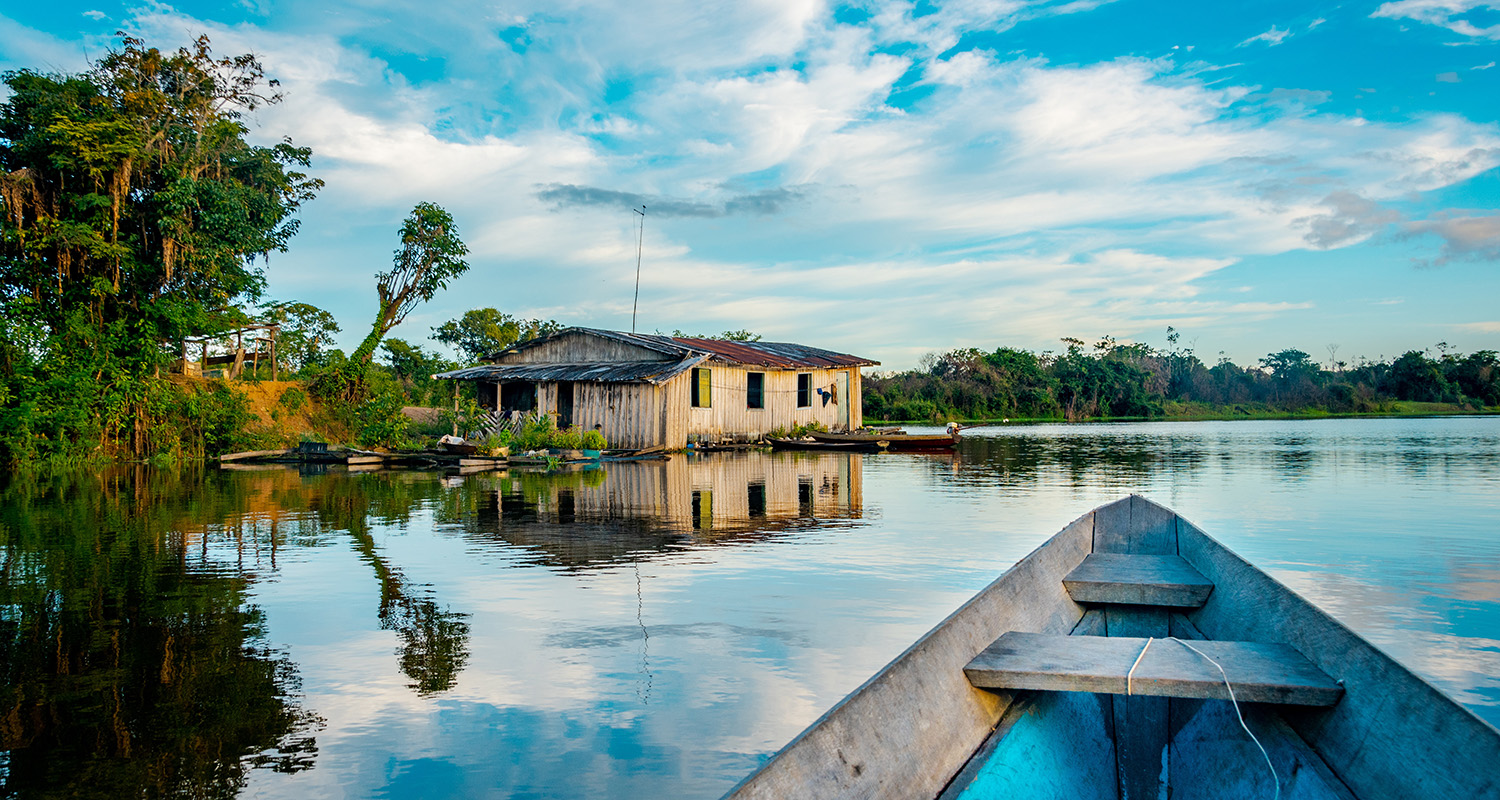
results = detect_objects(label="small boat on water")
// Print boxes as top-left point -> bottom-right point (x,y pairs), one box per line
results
723,496 -> 1500,800
810,429 -> 957,451
767,437 -> 888,453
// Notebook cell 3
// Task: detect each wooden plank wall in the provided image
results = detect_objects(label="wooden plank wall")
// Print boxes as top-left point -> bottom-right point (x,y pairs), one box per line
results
493,332 -> 670,364
686,365 -> 863,442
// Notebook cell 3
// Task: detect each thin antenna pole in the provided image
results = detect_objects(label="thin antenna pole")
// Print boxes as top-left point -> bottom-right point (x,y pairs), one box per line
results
631,205 -> 646,333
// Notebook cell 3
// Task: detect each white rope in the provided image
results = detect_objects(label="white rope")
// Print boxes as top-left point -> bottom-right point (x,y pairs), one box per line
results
1126,637 -> 1153,696
1171,637 -> 1281,800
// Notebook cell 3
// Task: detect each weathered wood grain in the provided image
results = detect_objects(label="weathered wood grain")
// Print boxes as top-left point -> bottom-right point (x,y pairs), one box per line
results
965,633 -> 1342,706
218,448 -> 292,462
1093,495 -> 1176,555
1064,554 -> 1214,607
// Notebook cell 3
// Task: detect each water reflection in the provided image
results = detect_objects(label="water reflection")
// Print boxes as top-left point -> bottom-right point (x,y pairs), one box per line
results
3,420 -> 1498,800
462,453 -> 864,570
0,469 -> 321,800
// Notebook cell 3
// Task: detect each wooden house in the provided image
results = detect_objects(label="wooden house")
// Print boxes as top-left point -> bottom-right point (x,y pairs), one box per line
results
435,328 -> 879,449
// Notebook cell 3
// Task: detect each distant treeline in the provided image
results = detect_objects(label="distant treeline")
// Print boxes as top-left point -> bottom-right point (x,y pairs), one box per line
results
864,332 -> 1500,422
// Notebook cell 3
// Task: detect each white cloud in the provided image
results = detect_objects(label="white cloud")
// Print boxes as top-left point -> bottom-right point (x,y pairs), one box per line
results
1454,321 -> 1500,332
1238,26 -> 1291,47
36,0 -> 1496,364
1372,0 -> 1500,40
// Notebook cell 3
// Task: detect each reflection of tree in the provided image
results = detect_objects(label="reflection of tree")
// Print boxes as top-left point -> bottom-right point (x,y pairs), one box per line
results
0,468 -> 320,799
346,524 -> 471,695
304,471 -> 472,696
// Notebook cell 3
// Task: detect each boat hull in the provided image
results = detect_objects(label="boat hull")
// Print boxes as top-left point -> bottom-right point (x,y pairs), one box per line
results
767,437 -> 885,452
721,496 -> 1500,800
810,431 -> 956,451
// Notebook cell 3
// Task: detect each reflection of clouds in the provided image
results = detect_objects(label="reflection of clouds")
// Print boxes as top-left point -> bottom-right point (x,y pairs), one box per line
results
546,621 -> 811,651
1276,569 -> 1500,711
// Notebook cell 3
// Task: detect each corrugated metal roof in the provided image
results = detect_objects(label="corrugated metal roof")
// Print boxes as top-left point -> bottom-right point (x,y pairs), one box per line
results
434,355 -> 707,384
672,337 -> 879,368
484,327 -> 879,369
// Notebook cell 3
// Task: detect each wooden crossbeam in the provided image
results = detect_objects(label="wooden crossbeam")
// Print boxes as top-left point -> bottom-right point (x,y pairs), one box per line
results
965,632 -> 1343,706
1063,554 -> 1215,607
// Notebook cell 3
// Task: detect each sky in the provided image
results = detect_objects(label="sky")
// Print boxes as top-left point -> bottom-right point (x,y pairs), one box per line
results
2,0 -> 1498,370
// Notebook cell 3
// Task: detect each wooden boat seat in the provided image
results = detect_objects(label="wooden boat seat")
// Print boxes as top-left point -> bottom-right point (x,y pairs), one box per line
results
965,632 -> 1343,706
1062,554 -> 1214,607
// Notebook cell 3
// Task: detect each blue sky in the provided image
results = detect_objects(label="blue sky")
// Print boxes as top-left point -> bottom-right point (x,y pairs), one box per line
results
3,0 -> 1498,369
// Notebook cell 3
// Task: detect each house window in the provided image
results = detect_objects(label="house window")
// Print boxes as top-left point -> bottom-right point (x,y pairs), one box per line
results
692,368 -> 712,407
797,373 -> 812,407
747,372 -> 765,409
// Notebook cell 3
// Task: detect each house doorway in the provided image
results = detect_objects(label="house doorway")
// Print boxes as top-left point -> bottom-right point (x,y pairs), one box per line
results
557,381 -> 575,428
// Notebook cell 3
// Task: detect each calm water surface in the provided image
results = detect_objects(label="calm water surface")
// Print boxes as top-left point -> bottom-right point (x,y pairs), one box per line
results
1,417 -> 1496,798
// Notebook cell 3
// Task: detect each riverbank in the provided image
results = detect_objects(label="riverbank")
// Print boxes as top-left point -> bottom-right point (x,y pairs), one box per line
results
869,399 -> 1500,426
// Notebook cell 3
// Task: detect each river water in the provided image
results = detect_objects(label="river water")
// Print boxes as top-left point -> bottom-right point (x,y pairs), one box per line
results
1,417 -> 1496,798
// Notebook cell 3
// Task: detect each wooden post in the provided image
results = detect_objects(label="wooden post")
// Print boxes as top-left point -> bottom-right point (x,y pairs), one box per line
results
452,381 -> 460,436
270,328 -> 278,381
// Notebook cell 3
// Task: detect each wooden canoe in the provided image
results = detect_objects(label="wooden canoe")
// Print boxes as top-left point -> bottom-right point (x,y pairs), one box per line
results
767,437 -> 888,453
722,496 -> 1500,800
810,430 -> 957,451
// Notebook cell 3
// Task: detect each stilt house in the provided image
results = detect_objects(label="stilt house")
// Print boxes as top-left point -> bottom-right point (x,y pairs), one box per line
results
434,327 -> 879,449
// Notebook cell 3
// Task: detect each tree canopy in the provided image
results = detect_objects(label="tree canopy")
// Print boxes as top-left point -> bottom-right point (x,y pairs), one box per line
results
0,34 -> 321,463
432,308 -> 563,362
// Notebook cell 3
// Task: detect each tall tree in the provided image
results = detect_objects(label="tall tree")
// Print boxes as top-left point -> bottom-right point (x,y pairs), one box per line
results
0,34 -> 321,358
0,34 -> 320,461
352,202 -> 469,363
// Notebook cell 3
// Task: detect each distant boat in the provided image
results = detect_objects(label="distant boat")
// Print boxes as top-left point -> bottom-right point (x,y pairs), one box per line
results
810,430 -> 957,451
722,496 -> 1500,800
767,437 -> 887,453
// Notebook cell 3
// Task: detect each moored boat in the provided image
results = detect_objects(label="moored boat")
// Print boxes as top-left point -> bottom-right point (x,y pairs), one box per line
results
767,437 -> 887,453
722,495 -> 1500,800
810,429 -> 957,451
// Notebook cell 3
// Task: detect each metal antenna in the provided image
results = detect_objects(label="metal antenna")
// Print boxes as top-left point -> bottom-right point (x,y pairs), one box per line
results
632,205 -> 646,333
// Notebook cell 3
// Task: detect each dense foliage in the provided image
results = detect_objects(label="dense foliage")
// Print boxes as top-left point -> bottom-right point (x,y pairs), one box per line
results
0,35 -> 320,465
865,332 -> 1500,422
432,308 -> 563,362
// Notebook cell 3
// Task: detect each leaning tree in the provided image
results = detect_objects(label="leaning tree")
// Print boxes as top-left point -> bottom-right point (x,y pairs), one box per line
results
351,202 -> 469,364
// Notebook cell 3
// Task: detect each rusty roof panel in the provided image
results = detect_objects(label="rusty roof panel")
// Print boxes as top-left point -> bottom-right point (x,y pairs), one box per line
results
671,338 -> 879,368
435,355 -> 706,384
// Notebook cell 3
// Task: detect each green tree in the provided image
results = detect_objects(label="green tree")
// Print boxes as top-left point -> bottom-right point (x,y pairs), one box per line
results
258,300 -> 340,372
352,202 -> 469,363
432,308 -> 562,362
0,34 -> 320,463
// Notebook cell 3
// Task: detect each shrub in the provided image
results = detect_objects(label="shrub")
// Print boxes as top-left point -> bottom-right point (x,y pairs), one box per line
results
279,386 -> 307,413
580,429 -> 608,450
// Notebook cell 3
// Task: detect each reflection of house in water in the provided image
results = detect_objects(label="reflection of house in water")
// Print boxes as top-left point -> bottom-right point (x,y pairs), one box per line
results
465,451 -> 865,569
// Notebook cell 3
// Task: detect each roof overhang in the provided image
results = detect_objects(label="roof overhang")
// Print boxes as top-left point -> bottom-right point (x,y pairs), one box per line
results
434,354 -> 709,385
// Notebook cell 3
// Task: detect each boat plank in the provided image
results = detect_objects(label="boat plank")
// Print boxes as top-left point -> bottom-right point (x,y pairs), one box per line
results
965,633 -> 1343,706
1064,554 -> 1214,607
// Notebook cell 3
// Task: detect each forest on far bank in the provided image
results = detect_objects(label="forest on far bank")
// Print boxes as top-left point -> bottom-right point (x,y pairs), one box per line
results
864,331 -> 1500,422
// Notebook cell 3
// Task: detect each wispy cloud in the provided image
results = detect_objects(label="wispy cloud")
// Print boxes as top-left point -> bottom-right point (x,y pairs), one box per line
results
1238,26 -> 1291,47
57,0 -> 1497,364
534,184 -> 808,217
1372,0 -> 1500,40
1401,213 -> 1500,266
